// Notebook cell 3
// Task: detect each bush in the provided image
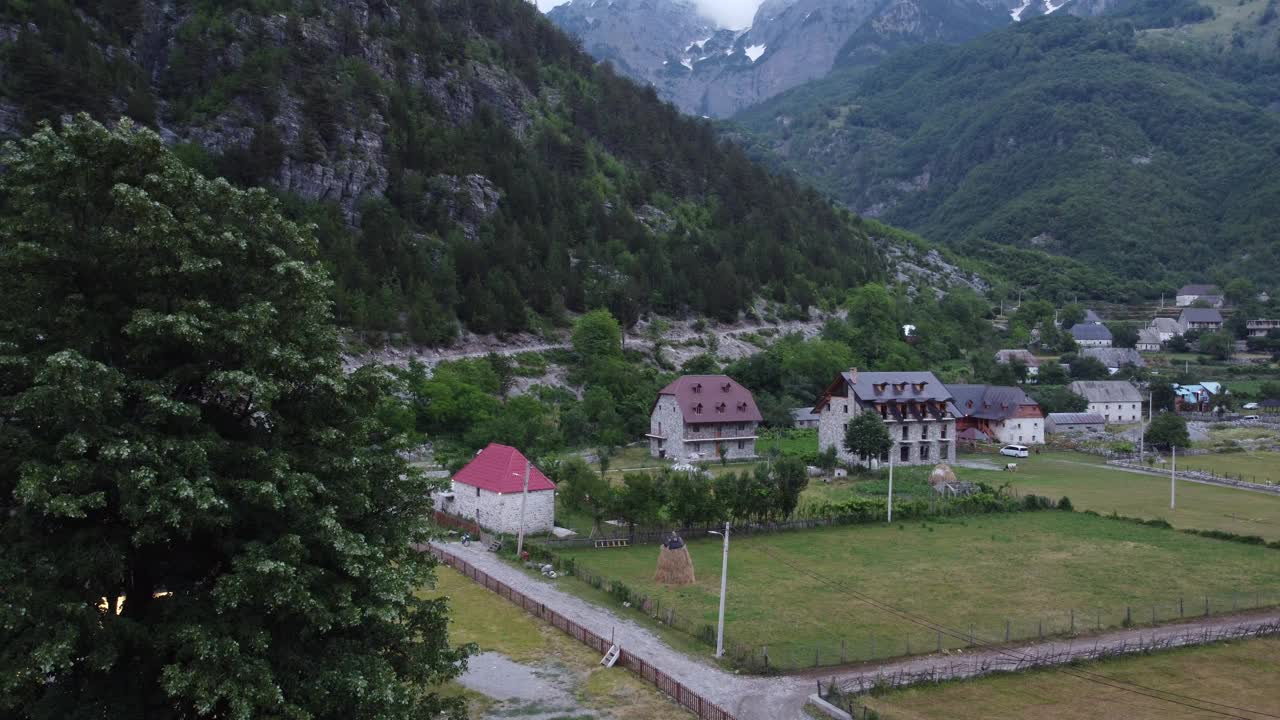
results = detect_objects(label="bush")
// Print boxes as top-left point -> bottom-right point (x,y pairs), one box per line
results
1057,496 -> 1074,511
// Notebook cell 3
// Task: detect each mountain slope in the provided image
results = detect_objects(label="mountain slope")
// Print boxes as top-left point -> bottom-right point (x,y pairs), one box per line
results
548,0 -> 1015,117
729,14 -> 1280,295
0,0 -> 883,343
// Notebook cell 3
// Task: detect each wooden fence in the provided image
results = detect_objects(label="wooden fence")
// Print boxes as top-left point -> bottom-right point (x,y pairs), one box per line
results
426,545 -> 737,720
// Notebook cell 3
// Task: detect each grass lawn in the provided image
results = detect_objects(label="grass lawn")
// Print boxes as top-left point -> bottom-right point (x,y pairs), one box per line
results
1176,451 -> 1280,485
559,511 -> 1280,669
963,452 -> 1280,540
420,566 -> 687,719
758,428 -> 819,457
863,636 -> 1280,719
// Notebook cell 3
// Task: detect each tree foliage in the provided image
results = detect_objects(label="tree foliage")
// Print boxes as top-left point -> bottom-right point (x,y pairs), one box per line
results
0,117 -> 467,720
1148,412 -> 1191,449
844,411 -> 894,462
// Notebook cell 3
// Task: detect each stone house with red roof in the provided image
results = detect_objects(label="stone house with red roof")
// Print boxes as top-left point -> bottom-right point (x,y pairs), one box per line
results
647,375 -> 762,461
814,369 -> 958,467
435,443 -> 556,535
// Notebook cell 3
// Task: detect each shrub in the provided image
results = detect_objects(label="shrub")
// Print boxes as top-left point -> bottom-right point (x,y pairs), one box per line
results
1057,496 -> 1074,511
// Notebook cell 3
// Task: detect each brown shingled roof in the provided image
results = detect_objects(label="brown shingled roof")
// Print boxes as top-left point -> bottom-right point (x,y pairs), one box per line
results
657,375 -> 763,424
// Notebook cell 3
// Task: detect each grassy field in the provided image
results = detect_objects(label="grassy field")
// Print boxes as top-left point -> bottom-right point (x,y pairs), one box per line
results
1176,451 -> 1280,485
968,452 -> 1280,541
863,636 -> 1280,719
421,566 -> 686,719
560,511 -> 1280,668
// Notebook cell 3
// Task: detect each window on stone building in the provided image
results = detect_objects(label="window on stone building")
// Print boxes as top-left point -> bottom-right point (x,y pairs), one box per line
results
902,426 -> 909,440
900,445 -> 909,462
921,445 -> 930,461
921,425 -> 928,440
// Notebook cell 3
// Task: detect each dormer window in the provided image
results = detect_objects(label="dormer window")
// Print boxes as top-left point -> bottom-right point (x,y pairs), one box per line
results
737,402 -> 748,412
874,383 -> 888,393
694,403 -> 703,414
721,382 -> 732,392
716,402 -> 726,413
913,382 -> 927,392
893,382 -> 907,392
692,383 -> 702,394
966,400 -> 973,408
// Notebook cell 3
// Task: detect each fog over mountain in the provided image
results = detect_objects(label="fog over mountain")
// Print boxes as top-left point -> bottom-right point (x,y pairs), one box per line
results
537,0 -> 765,27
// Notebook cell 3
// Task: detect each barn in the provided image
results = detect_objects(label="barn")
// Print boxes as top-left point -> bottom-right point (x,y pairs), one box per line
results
435,443 -> 556,536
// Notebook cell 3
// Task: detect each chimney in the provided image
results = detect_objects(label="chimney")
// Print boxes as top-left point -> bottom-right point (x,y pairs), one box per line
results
848,367 -> 858,384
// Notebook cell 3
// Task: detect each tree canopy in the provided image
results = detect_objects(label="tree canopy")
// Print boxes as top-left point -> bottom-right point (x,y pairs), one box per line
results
0,117 -> 467,720
844,410 -> 893,463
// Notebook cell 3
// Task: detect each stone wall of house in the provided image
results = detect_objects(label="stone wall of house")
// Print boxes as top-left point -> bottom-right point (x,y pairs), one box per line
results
680,424 -> 758,461
436,482 -> 555,535
819,399 -> 956,467
649,395 -> 685,459
1087,401 -> 1142,423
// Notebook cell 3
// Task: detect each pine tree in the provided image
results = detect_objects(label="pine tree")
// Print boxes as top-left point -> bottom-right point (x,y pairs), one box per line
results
0,116 -> 468,720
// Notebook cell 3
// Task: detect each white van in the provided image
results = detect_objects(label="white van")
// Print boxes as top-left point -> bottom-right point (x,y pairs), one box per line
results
1242,415 -> 1260,421
1000,444 -> 1030,458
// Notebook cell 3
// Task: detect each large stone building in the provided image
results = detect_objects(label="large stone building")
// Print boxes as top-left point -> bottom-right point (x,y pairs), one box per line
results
1176,284 -> 1222,307
1068,380 -> 1143,423
1071,323 -> 1113,348
947,385 -> 1045,445
647,375 -> 761,461
435,443 -> 556,535
814,369 -> 957,467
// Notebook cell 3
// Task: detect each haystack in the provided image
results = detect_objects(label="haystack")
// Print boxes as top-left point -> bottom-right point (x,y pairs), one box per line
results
928,463 -> 957,489
653,534 -> 696,586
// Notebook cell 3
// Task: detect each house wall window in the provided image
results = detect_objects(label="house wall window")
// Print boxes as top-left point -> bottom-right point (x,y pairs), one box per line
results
921,445 -> 930,461
942,424 -> 948,439
737,440 -> 745,450
900,445 -> 909,462
921,425 -> 928,440
475,487 -> 480,498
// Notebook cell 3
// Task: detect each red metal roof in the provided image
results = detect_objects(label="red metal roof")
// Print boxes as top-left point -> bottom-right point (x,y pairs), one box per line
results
453,443 -> 555,494
656,375 -> 763,424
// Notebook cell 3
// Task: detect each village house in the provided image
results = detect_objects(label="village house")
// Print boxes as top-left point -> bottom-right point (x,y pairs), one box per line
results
1173,382 -> 1222,413
791,407 -> 820,429
1080,347 -> 1146,374
1069,380 -> 1143,423
1149,317 -> 1182,342
1136,328 -> 1162,352
814,369 -> 957,467
1179,308 -> 1224,333
994,349 -> 1040,376
648,375 -> 761,461
1071,323 -> 1113,347
1082,309 -> 1103,324
436,443 -> 556,535
1176,284 -> 1222,307
1046,412 -> 1107,434
947,385 -> 1045,445
1247,319 -> 1280,338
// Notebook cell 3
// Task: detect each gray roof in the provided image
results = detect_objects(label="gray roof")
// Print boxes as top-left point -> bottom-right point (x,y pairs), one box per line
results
1137,328 -> 1162,346
1071,324 -> 1113,341
1179,284 -> 1219,296
995,349 -> 1040,367
1069,380 -> 1143,404
1083,309 -> 1102,323
1151,317 -> 1181,333
1080,347 -> 1146,369
1179,308 -> 1223,323
947,385 -> 1041,421
791,407 -> 819,422
842,371 -> 953,402
1047,413 -> 1106,425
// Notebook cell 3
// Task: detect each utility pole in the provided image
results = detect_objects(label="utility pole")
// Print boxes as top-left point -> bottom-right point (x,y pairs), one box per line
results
516,461 -> 531,559
1170,445 -> 1177,511
709,523 -> 731,658
887,451 -> 895,524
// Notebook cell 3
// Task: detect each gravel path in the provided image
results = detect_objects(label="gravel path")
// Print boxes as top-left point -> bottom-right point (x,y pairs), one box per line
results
437,542 -> 1280,719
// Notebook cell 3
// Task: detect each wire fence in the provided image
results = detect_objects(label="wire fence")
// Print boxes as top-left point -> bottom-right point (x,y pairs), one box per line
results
723,588 -> 1280,672
425,545 -> 737,720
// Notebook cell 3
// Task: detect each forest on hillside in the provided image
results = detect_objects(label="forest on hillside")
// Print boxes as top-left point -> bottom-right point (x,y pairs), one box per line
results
0,0 -> 882,343
731,14 -> 1280,301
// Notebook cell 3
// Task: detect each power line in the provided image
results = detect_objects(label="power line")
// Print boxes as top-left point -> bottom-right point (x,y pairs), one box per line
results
757,544 -> 1279,720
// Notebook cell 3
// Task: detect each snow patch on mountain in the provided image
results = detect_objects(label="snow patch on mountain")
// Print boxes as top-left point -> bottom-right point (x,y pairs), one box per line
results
745,44 -> 767,61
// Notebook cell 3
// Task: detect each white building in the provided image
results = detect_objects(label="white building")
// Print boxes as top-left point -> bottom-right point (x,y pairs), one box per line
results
648,375 -> 761,461
1068,381 -> 1143,423
435,443 -> 555,536
1071,323 -> 1113,348
947,385 -> 1045,445
1176,284 -> 1221,307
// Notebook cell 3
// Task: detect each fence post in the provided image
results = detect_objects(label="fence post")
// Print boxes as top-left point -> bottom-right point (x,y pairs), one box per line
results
841,639 -> 846,664
1070,609 -> 1075,634
1125,607 -> 1131,626
1205,595 -> 1210,617
1005,620 -> 1011,642
1038,620 -> 1043,641
1180,596 -> 1184,617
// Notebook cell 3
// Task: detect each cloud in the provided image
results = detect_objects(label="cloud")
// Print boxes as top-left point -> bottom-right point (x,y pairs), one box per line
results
537,0 -> 766,29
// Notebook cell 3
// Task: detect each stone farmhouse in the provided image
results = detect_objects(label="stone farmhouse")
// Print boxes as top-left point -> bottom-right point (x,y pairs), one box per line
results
648,375 -> 762,461
1046,413 -> 1106,434
436,443 -> 555,535
1176,284 -> 1222,307
1179,308 -> 1224,333
1149,317 -> 1183,342
1069,380 -> 1143,423
791,407 -> 820,429
947,385 -> 1045,445
1071,323 -> 1113,347
1136,328 -> 1162,352
1247,319 -> 1280,338
814,369 -> 957,468
994,349 -> 1040,376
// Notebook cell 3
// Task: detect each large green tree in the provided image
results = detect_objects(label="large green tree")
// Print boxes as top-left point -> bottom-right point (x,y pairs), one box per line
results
0,117 -> 467,720
843,410 -> 893,463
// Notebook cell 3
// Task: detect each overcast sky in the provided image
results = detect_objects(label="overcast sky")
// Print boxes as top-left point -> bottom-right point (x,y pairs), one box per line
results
535,0 -> 764,28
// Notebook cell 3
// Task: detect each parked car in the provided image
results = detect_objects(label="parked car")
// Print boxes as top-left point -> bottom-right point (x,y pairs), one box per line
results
1242,415 -> 1261,421
1000,444 -> 1030,458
